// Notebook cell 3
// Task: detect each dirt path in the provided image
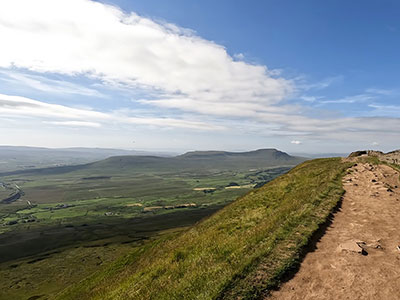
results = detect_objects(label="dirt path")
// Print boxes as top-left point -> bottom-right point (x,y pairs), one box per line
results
267,163 -> 400,300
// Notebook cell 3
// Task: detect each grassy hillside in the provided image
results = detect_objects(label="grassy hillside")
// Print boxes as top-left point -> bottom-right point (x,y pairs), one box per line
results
57,158 -> 351,300
0,150 -> 296,299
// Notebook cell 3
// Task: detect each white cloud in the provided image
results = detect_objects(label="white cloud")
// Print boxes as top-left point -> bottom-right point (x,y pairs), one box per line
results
319,94 -> 374,104
0,70 -> 104,97
372,141 -> 379,146
43,120 -> 102,127
0,93 -> 108,120
2,92 -> 398,145
300,96 -> 324,102
0,0 -> 292,117
367,104 -> 400,117
298,76 -> 343,91
0,0 -> 399,151
291,140 -> 302,145
0,93 -> 222,130
233,53 -> 245,60
365,88 -> 396,96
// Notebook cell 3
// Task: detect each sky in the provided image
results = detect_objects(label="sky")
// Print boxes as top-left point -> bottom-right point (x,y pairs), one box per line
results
0,0 -> 399,153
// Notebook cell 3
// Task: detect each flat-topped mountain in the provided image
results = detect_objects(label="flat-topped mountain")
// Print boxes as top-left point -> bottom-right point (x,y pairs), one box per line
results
0,148 -> 306,176
81,148 -> 305,174
177,148 -> 292,159
169,148 -> 300,170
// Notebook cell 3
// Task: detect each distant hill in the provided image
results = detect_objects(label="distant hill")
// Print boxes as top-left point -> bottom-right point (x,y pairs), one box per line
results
0,146 -> 174,172
2,148 -> 306,176
172,148 -> 302,170
178,148 -> 292,159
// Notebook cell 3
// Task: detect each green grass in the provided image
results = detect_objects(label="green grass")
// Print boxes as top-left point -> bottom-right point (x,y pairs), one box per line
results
57,158 -> 351,300
0,165 -> 291,299
359,155 -> 400,178
0,237 -> 142,300
1,167 -> 289,236
0,149 -> 304,299
390,163 -> 400,172
0,207 -> 226,300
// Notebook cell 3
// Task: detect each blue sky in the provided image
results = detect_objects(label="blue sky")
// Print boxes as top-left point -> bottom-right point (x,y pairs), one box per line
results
0,0 -> 399,153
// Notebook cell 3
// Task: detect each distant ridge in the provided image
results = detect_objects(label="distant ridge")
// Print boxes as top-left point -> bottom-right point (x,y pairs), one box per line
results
178,148 -> 291,158
88,148 -> 305,172
1,148 -> 306,176
0,146 -> 174,172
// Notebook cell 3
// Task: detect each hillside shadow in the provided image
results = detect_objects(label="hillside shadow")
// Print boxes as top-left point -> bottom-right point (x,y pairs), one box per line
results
0,205 -> 224,264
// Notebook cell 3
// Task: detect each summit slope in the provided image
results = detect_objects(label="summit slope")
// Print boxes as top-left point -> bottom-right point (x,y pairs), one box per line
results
268,161 -> 400,299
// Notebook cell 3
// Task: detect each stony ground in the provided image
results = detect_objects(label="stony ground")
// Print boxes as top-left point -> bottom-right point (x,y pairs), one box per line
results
267,163 -> 400,300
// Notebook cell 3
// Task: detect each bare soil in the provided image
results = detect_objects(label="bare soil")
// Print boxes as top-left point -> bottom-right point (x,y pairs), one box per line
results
267,163 -> 400,300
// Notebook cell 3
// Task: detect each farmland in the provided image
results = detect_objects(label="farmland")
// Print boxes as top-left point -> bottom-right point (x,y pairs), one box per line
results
57,157 -> 352,300
0,149 -> 300,299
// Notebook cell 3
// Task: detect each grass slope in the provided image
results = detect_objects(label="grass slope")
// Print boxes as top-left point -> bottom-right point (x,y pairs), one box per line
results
57,158 -> 351,300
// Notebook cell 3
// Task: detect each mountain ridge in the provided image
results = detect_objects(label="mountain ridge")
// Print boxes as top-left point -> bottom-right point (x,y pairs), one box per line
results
0,148 -> 305,176
0,146 -> 174,172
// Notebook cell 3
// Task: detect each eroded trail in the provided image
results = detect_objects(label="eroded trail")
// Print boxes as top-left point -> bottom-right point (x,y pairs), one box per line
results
267,163 -> 400,300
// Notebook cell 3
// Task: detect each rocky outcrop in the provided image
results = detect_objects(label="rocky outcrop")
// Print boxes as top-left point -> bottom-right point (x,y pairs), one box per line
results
368,150 -> 400,165
347,150 -> 400,165
348,150 -> 368,157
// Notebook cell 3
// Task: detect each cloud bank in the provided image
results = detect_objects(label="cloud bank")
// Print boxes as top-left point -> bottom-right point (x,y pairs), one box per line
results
0,0 -> 399,151
0,93 -> 221,130
0,0 -> 291,116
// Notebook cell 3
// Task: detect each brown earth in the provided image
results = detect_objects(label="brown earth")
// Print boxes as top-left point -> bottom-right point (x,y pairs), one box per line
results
267,163 -> 400,300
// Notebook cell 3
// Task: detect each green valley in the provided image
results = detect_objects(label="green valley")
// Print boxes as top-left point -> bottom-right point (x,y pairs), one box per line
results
0,149 -> 302,299
56,157 -> 352,300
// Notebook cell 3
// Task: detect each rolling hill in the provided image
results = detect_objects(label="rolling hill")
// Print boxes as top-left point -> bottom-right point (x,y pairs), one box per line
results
0,146 -> 173,172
